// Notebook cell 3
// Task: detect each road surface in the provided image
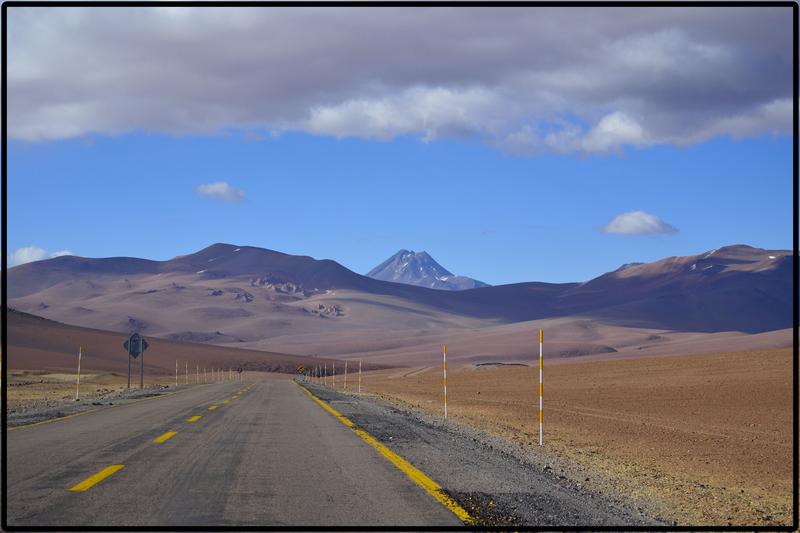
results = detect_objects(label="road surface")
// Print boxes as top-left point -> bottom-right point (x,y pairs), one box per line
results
6,379 -> 462,527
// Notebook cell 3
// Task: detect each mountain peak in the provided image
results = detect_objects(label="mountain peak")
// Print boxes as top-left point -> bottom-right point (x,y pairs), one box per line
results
367,250 -> 488,291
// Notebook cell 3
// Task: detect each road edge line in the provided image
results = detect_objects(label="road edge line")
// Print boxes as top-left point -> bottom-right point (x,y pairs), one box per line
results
295,381 -> 474,525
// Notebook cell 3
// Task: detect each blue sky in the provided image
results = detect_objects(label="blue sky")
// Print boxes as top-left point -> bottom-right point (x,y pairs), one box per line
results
6,7 -> 793,284
8,131 -> 791,284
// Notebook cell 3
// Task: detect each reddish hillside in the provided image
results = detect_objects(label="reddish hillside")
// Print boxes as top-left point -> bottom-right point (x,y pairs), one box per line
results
6,309 -> 379,375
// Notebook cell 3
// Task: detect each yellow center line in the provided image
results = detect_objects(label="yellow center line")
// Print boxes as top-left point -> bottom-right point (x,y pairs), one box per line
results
69,465 -> 124,492
208,405 -> 218,411
153,431 -> 178,443
296,383 -> 473,524
221,400 -> 230,404
187,415 -> 202,423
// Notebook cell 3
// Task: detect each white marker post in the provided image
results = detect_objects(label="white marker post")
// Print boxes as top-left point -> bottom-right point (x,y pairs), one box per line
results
332,362 -> 336,388
344,360 -> 348,390
196,365 -> 199,384
443,344 -> 448,419
539,328 -> 544,446
324,364 -> 327,386
175,359 -> 178,387
75,346 -> 83,401
185,361 -> 188,385
358,359 -> 362,393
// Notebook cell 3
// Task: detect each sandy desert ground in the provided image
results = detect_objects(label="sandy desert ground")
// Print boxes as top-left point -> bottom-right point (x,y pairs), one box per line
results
348,347 -> 794,526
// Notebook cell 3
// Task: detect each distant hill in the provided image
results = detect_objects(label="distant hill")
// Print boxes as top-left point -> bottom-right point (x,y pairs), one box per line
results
367,250 -> 489,290
559,245 -> 793,333
7,243 -> 792,354
6,307 -> 366,374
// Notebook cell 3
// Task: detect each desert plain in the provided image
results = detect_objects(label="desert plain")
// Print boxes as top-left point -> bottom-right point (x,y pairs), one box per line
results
347,347 -> 794,526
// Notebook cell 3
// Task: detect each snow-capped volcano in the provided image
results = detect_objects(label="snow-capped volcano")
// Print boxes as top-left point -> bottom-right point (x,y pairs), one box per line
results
366,250 -> 490,290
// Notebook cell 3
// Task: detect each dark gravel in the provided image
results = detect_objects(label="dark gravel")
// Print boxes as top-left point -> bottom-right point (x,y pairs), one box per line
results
301,380 -> 663,527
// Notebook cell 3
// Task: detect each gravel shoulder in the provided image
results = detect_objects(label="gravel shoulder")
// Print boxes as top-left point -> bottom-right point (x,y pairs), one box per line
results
300,380 -> 663,527
6,384 -> 183,428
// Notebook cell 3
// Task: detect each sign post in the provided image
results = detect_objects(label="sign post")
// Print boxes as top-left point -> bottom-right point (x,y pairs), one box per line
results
75,346 -> 83,401
358,360 -> 362,393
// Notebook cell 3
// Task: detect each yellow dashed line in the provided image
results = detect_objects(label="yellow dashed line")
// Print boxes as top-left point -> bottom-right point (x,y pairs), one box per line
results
69,465 -> 124,492
187,415 -> 202,423
221,400 -> 230,404
296,383 -> 473,524
208,405 -> 218,411
153,431 -> 178,443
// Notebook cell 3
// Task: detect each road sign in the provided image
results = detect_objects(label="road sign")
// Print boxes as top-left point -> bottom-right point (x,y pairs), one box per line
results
123,333 -> 149,359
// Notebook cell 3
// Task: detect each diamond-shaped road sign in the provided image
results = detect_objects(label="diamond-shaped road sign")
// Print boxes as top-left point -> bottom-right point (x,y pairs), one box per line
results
123,333 -> 149,359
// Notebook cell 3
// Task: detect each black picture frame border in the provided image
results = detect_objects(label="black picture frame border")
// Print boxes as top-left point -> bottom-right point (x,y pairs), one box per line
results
1,2 -> 797,531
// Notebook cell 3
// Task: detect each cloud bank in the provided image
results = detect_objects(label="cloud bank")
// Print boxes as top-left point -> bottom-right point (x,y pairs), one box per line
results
601,211 -> 678,235
7,7 -> 792,154
10,246 -> 73,266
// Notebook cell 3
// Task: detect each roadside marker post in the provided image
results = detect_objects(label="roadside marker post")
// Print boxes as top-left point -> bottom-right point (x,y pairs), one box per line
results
204,367 -> 207,383
358,359 -> 362,393
185,361 -> 188,385
443,344 -> 448,420
196,365 -> 199,384
324,364 -> 327,386
539,328 -> 543,446
75,346 -> 83,401
175,359 -> 178,387
333,362 -> 336,388
344,360 -> 348,390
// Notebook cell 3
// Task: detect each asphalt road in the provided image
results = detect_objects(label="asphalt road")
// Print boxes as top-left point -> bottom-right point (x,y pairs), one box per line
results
5,379 -> 462,527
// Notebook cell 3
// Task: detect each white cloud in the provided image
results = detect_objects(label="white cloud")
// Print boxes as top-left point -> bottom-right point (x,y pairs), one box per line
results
7,7 -> 791,154
10,246 -> 73,266
581,112 -> 648,153
306,86 -> 505,142
601,211 -> 678,235
195,181 -> 244,202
